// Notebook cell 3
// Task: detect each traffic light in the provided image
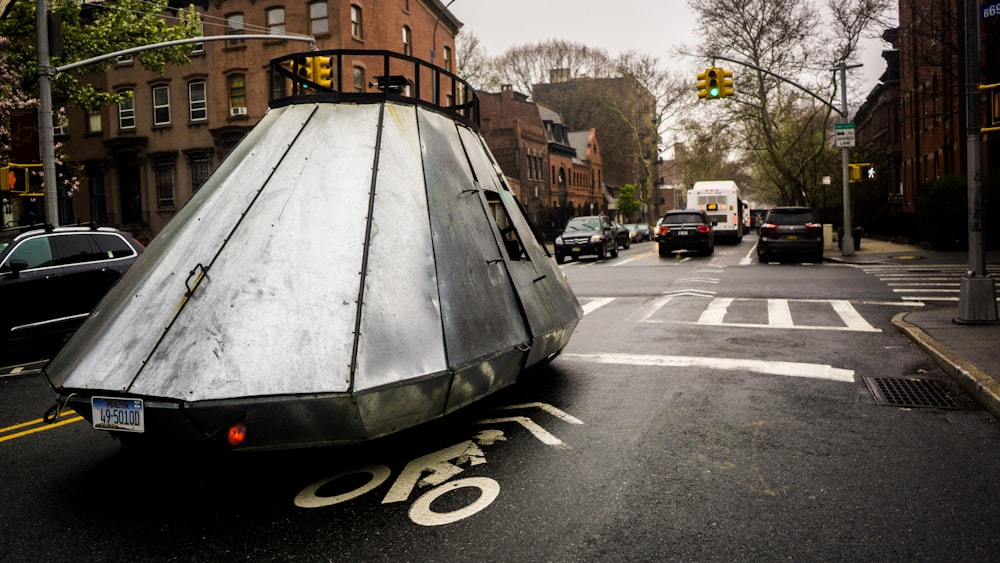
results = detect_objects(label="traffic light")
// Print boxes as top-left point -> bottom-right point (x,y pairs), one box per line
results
697,67 -> 722,99
719,68 -> 734,98
294,56 -> 334,90
313,56 -> 332,89
849,163 -> 876,183
295,56 -> 316,88
860,164 -> 876,181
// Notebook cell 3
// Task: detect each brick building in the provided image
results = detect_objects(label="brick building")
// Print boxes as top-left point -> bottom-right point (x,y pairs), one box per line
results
53,0 -> 460,242
855,0 -> 999,242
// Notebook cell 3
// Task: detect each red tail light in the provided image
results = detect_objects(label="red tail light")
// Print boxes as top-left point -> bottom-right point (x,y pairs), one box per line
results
697,225 -> 710,233
760,223 -> 777,232
805,222 -> 823,231
227,423 -> 247,447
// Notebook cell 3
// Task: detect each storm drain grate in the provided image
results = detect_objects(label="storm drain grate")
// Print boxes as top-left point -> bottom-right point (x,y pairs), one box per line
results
864,376 -> 962,409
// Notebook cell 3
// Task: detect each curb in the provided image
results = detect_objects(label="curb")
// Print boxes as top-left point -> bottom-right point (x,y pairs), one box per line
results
892,312 -> 1000,420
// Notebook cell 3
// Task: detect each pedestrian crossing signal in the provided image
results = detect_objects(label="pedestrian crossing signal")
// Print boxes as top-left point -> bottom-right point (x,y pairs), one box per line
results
849,163 -> 876,183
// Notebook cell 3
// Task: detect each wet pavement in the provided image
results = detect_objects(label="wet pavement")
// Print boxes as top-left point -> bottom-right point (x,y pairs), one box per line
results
826,237 -> 1000,419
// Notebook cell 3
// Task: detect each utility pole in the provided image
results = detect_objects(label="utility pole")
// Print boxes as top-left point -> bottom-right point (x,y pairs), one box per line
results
36,0 -> 59,226
956,0 -> 998,323
836,62 -> 857,257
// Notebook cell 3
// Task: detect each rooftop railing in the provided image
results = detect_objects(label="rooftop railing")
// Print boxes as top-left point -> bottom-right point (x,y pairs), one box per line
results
269,49 -> 479,127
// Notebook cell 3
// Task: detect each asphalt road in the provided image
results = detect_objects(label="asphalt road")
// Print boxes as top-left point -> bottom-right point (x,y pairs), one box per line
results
3,238 -> 1000,561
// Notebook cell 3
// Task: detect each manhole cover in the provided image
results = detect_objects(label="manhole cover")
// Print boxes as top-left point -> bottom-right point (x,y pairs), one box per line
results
864,376 -> 962,409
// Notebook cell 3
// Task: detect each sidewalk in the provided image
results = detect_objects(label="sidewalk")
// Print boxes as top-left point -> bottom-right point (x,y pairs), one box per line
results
825,237 -> 1000,420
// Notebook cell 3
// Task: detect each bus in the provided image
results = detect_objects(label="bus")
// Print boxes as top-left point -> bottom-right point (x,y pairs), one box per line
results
686,180 -> 748,243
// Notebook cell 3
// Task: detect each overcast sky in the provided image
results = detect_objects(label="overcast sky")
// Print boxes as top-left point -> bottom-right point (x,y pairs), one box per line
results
449,0 -> 892,97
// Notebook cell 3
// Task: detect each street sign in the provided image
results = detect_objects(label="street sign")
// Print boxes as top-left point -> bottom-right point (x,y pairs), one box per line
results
984,0 -> 1000,18
835,122 -> 855,147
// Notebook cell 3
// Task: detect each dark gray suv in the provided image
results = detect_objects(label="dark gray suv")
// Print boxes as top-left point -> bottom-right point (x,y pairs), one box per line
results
0,224 -> 144,351
756,207 -> 824,263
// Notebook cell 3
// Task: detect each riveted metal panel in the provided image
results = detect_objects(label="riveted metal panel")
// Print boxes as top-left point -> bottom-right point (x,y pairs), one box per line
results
354,102 -> 448,392
129,103 -> 381,400
47,104 -> 319,392
418,109 -> 529,367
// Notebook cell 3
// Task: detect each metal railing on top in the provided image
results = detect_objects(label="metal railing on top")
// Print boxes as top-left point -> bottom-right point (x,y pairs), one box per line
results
269,49 -> 479,127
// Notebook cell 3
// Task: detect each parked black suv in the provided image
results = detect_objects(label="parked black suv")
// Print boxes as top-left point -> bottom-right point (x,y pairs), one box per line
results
756,207 -> 824,263
554,215 -> 619,264
0,224 -> 144,351
657,209 -> 715,257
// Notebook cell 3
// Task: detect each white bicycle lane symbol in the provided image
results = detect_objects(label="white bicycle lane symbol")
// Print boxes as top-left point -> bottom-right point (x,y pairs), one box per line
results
293,402 -> 584,526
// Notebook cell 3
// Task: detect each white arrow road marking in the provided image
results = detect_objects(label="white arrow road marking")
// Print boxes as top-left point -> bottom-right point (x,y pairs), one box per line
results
560,353 -> 855,383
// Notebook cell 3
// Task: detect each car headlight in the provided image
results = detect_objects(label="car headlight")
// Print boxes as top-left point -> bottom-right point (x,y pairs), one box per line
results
590,234 -> 603,243
555,236 -> 564,244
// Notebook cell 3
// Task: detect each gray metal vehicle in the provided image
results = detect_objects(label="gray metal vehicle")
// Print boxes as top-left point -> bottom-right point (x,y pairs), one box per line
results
43,50 -> 583,452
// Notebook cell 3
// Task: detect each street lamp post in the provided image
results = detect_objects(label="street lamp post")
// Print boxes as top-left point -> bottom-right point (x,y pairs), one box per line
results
430,0 -> 458,103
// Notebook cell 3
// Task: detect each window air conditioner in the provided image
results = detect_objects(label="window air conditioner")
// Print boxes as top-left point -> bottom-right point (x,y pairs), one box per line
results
230,106 -> 248,117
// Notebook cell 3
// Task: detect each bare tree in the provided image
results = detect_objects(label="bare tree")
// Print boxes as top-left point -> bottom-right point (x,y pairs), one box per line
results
485,39 -> 614,95
455,30 -> 497,92
687,0 -> 893,206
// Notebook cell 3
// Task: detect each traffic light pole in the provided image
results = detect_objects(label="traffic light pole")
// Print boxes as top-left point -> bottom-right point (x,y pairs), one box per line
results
956,0 -> 998,323
836,63 -> 856,257
36,0 -> 58,226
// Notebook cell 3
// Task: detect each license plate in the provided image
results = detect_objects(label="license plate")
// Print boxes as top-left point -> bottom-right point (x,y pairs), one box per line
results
676,231 -> 689,235
571,246 -> 582,252
92,397 -> 145,433
786,235 -> 799,240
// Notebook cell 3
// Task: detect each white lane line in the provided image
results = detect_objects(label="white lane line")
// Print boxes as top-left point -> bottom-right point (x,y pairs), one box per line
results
768,299 -> 794,327
698,297 -> 733,324
582,297 -> 615,315
831,299 -> 880,332
560,353 -> 855,383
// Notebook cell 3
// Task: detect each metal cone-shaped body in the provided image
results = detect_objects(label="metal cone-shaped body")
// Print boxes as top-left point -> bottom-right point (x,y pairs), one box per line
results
45,52 -> 582,451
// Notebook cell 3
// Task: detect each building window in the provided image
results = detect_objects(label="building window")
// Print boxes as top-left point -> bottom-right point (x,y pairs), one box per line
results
87,163 -> 107,224
267,7 -> 285,36
226,13 -> 244,45
228,75 -> 247,111
191,22 -> 205,53
189,80 -> 207,121
402,25 -> 412,56
85,107 -> 102,134
309,2 -> 328,35
152,85 -> 170,125
443,46 -> 452,72
190,156 -> 210,192
118,90 -> 135,130
350,5 -> 363,40
53,110 -> 68,136
353,66 -> 365,92
154,161 -> 175,208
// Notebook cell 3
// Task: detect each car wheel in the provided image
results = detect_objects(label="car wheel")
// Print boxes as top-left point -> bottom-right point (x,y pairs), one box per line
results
624,238 -> 630,250
812,251 -> 824,264
658,245 -> 670,258
705,245 -> 714,256
611,244 -> 619,258
758,252 -> 769,263
596,246 -> 606,259
556,254 -> 565,264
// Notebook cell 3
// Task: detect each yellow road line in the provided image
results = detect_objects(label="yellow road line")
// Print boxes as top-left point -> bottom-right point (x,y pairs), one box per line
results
0,413 -> 83,443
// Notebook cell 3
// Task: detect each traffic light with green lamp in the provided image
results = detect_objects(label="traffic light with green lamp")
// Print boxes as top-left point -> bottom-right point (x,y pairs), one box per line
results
697,67 -> 721,99
295,56 -> 316,88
